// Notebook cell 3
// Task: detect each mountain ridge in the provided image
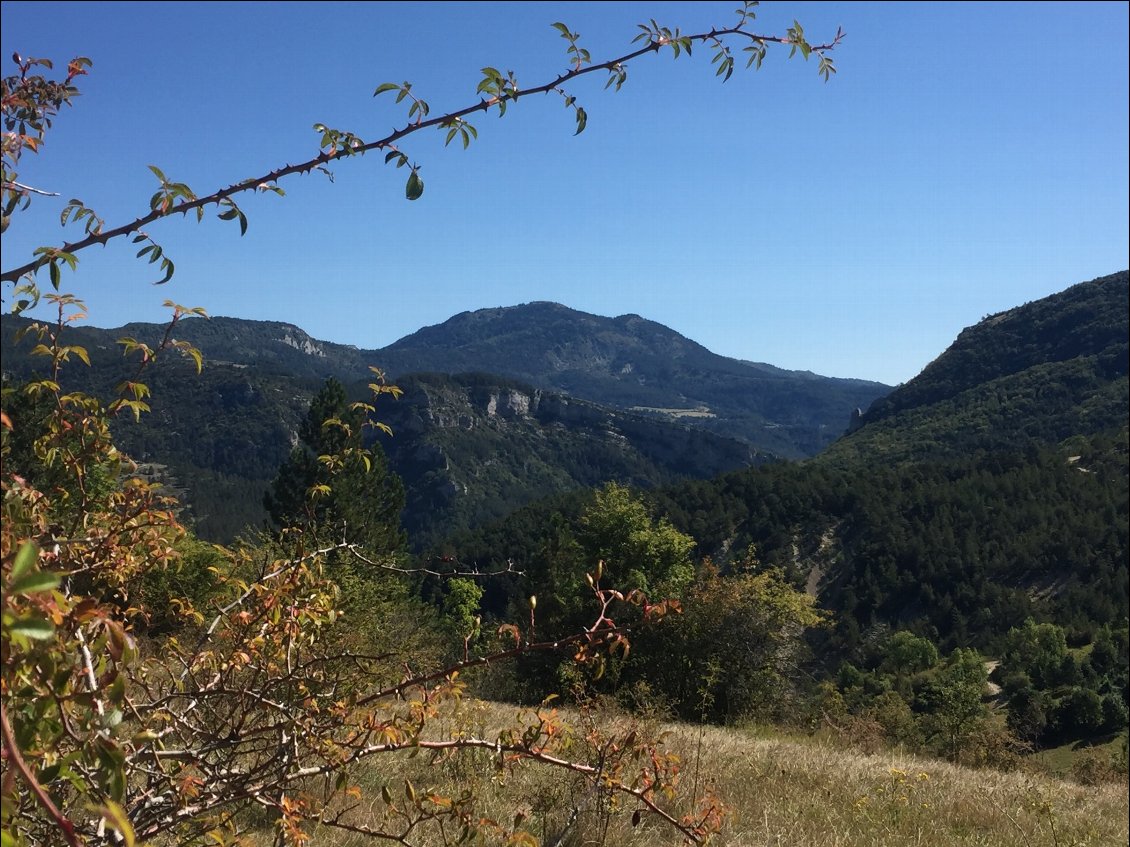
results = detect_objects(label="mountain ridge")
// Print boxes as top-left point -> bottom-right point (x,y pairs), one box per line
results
829,271 -> 1129,463
2,301 -> 891,459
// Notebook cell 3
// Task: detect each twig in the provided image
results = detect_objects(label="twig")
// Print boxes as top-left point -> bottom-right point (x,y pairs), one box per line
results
2,179 -> 59,197
349,546 -> 524,578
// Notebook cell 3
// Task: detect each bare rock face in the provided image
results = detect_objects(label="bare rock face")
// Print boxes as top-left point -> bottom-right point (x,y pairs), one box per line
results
485,390 -> 537,420
278,329 -> 326,357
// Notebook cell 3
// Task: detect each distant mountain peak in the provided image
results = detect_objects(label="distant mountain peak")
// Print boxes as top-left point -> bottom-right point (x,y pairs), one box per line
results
374,302 -> 890,458
2,299 -> 892,459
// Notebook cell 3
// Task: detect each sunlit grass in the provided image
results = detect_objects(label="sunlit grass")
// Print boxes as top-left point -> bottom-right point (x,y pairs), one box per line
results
246,699 -> 1127,846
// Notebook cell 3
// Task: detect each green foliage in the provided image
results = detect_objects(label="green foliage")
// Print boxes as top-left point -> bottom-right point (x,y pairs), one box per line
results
918,648 -> 990,762
996,619 -> 1129,746
881,631 -> 940,678
863,690 -> 923,749
577,482 -> 695,597
133,536 -> 223,634
1001,619 -> 1070,690
651,440 -> 1129,652
265,376 -> 406,559
455,487 -> 825,725
628,560 -> 825,723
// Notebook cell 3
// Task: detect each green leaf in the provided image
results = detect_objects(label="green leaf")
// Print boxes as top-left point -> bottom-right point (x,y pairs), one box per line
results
154,258 -> 175,285
373,82 -> 400,96
405,170 -> 424,201
9,616 -> 55,640
9,569 -> 60,596
574,106 -> 587,135
10,542 -> 39,582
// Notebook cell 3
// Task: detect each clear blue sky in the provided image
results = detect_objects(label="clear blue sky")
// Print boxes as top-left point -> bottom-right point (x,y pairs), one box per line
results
2,1 -> 1127,385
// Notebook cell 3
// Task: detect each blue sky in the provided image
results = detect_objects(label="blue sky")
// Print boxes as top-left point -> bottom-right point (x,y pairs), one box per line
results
2,1 -> 1127,385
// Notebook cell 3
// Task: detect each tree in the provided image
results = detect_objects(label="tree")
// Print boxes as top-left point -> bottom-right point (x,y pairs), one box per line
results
264,376 -> 406,559
920,648 -> 990,762
577,482 -> 696,598
880,631 -> 940,679
2,6 -> 843,845
628,557 -> 825,722
1000,618 -> 1070,689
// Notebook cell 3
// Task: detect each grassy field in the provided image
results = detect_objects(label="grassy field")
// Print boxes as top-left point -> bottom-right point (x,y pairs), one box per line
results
1031,734 -> 1126,779
260,700 -> 1127,847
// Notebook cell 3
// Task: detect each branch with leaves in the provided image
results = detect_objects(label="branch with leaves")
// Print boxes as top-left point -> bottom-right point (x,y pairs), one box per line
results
1,1 -> 842,292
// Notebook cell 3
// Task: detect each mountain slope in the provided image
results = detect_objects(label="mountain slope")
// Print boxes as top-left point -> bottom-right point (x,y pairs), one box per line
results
443,272 -> 1130,650
374,302 -> 891,458
827,271 -> 1129,463
376,373 -> 766,549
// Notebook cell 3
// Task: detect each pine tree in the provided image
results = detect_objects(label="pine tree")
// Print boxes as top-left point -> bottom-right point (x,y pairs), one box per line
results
264,377 -> 406,559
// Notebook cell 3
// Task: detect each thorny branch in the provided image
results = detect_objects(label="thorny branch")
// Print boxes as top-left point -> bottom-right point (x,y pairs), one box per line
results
1,20 -> 841,284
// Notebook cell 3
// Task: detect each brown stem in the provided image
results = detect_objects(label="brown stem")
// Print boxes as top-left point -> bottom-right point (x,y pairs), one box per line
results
0,699 -> 84,847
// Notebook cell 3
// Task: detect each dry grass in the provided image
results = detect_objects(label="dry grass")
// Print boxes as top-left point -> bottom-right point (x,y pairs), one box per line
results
255,700 -> 1128,847
679,724 -> 1126,847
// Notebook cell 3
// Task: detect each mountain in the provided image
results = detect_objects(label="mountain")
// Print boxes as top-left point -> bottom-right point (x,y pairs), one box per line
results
374,302 -> 891,458
441,272 -> 1130,650
375,372 -> 766,549
828,271 -> 1129,463
1,302 -> 888,543
2,304 -> 891,461
0,316 -> 766,544
675,270 -> 1130,645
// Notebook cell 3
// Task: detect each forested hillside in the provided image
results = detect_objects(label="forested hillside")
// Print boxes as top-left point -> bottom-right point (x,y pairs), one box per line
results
432,273 -> 1129,753
376,372 -> 766,549
0,303 -> 877,541
830,271 -> 1129,463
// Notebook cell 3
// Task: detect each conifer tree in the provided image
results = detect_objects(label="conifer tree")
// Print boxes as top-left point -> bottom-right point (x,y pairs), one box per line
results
265,376 -> 406,560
